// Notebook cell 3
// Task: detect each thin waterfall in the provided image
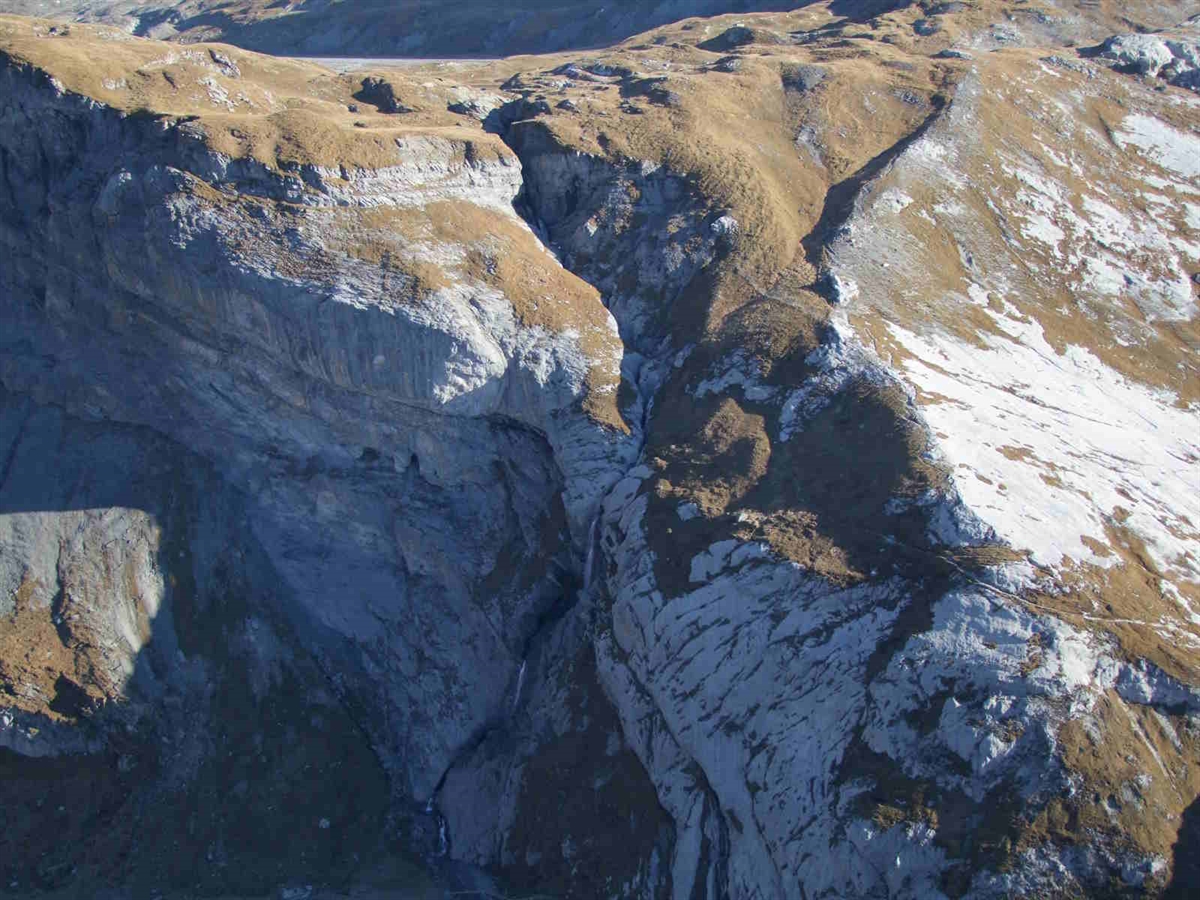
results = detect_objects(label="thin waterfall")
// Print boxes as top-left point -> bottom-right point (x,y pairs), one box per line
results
510,514 -> 599,718
582,514 -> 600,598
510,658 -> 527,712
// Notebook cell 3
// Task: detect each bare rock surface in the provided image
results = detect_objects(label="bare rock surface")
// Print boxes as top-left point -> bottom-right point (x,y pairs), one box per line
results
1096,18 -> 1200,92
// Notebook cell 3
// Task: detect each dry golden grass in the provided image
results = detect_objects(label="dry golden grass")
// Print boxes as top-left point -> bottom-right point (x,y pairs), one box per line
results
1019,520 -> 1200,688
837,44 -> 1200,711
473,19 -> 987,595
0,570 -> 125,722
846,48 -> 1200,403
5,1 -> 1190,590
471,19 -> 1200,878
0,15 -> 628,426
0,14 -> 507,170
1049,691 -> 1199,891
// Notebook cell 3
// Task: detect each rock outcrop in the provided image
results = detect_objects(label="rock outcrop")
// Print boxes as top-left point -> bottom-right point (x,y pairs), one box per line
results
0,18 -> 644,892
1097,26 -> 1200,90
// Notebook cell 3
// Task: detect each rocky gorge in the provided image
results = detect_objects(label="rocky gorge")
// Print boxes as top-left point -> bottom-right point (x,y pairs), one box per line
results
0,2 -> 1198,898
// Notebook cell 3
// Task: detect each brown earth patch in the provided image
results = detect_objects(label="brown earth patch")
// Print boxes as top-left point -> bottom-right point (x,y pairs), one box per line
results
1050,691 -> 1200,895
502,645 -> 672,898
0,568 -> 122,723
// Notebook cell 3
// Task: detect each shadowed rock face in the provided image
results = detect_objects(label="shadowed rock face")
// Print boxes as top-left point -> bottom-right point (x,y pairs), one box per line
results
0,71 -> 586,801
0,389 -> 404,896
0,0 -> 805,56
0,19 -> 660,897
1,1 -> 1199,898
4,0 -> 1192,59
1166,795 -> 1200,899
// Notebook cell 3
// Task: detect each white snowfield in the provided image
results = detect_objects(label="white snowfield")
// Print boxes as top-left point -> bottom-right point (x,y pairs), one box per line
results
888,309 -> 1199,581
835,62 -> 1200,600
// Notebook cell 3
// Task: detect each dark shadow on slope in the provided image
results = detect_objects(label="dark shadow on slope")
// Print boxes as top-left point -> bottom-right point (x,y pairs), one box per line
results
1165,795 -> 1200,899
127,6 -> 183,38
827,0 -> 914,20
0,386 -> 436,898
440,641 -> 678,900
147,1 -> 819,59
0,67 -> 606,896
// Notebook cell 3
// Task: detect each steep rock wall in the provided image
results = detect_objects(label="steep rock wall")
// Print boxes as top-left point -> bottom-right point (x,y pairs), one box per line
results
0,387 -> 407,896
493,71 -> 1200,898
2,7 -> 1199,898
0,58 -> 635,810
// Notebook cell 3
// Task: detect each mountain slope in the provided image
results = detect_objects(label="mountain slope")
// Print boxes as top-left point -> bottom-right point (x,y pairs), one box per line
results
0,2 -> 1198,898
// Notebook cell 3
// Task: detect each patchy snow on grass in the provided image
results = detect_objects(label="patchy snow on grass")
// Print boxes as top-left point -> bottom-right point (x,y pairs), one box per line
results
995,161 -> 1197,322
1003,163 -> 1069,258
692,352 -> 778,401
1186,203 -> 1200,230
1071,194 -> 1198,321
886,307 -> 1199,582
1115,113 -> 1200,179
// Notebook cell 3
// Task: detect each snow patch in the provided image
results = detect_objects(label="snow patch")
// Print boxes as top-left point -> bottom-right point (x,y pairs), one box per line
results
876,189 -> 914,214
692,352 -> 777,401
885,311 -> 1199,581
1115,114 -> 1200,179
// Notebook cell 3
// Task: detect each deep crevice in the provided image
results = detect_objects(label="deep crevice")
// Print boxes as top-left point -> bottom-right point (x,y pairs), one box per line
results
460,102 -> 717,894
0,393 -> 31,496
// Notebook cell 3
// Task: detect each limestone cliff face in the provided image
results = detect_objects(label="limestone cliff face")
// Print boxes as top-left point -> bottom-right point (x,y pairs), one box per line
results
1,4 -> 1199,900
0,34 -> 636,814
504,115 -> 1200,898
0,388 -> 404,895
